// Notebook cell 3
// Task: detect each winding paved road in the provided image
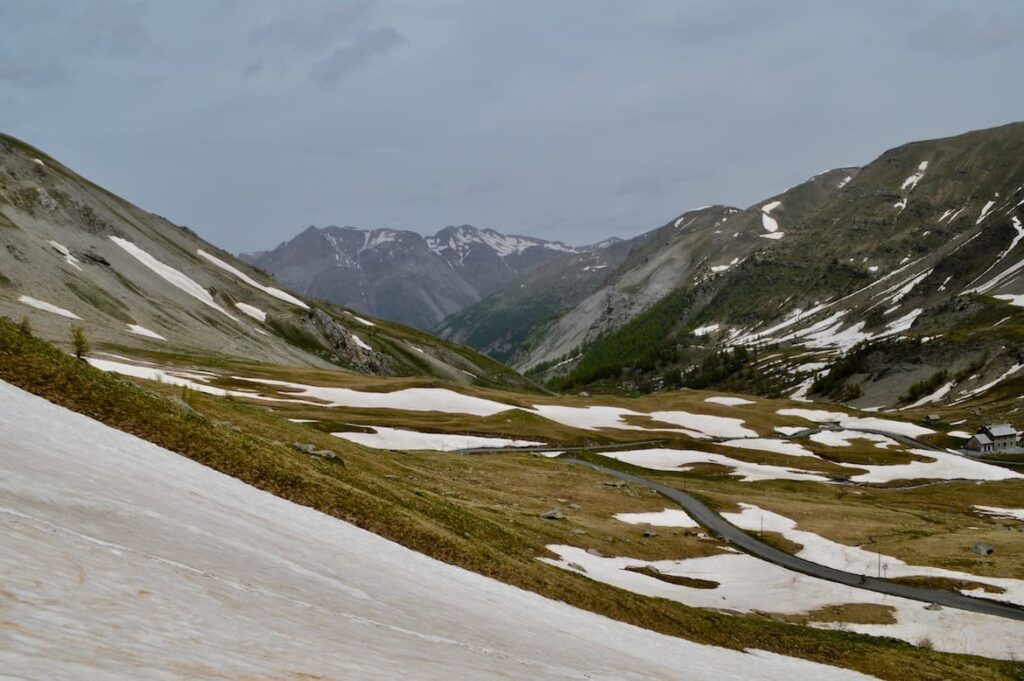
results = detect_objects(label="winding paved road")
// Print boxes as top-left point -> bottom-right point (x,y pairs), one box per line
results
563,456 -> 1024,622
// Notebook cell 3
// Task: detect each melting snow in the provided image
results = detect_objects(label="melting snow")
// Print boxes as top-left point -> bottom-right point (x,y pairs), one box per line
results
127,324 -> 165,341
602,448 -> 832,483
48,240 -> 81,271
197,249 -> 309,309
974,506 -> 1024,522
18,295 -> 80,319
900,161 -> 928,191
777,409 -> 933,438
333,426 -> 543,451
693,323 -> 720,336
234,302 -> 267,322
614,508 -> 698,528
350,333 -> 372,352
977,200 -> 997,224
704,396 -> 754,406
1,380 -> 876,680
808,431 -> 899,449
111,238 -> 237,321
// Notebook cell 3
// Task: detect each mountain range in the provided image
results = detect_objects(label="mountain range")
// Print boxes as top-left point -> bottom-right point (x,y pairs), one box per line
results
240,225 -> 580,330
248,122 -> 1024,412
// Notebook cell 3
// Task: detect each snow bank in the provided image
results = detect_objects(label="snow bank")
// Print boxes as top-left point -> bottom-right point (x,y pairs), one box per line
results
777,408 -> 933,438
110,237 -> 237,321
333,426 -> 543,452
126,324 -> 165,340
542,542 -> 1024,660
705,396 -> 755,406
197,249 -> 309,309
0,380 -> 875,680
614,508 -> 698,528
18,295 -> 80,319
234,302 -> 267,322
974,506 -> 1024,522
603,448 -> 832,483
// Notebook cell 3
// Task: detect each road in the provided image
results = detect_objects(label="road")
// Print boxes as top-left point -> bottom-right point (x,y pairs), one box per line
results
563,456 -> 1024,622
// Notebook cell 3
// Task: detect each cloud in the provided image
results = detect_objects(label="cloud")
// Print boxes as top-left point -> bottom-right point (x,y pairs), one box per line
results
312,27 -> 404,86
245,0 -> 403,85
0,0 -> 149,87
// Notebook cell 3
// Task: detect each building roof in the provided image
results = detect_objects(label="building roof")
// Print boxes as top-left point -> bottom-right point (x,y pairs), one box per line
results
971,434 -> 993,445
984,424 -> 1018,438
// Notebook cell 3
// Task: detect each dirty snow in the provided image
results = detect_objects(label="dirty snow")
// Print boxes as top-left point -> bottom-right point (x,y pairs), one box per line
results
197,249 -> 309,309
848,449 -> 1021,483
614,508 -> 698,528
602,448 -> 832,483
974,506 -> 1024,522
777,409 -> 933,438
18,295 -> 80,319
903,381 -> 955,409
543,545 -> 1024,660
808,431 -> 899,449
720,438 -> 815,458
333,426 -> 543,451
0,381 -> 880,680
234,377 -> 513,416
111,237 -> 237,321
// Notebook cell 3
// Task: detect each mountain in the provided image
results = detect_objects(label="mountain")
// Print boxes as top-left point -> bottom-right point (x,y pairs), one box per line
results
0,133 -> 534,390
240,224 -> 577,330
521,122 -> 1024,409
435,233 -> 651,362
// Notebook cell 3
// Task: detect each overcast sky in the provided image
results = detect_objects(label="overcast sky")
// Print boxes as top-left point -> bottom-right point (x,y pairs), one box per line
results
2,1 -> 1023,252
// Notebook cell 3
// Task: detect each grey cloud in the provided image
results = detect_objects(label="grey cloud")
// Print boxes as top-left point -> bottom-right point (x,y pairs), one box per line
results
312,27 -> 404,86
0,0 -> 148,87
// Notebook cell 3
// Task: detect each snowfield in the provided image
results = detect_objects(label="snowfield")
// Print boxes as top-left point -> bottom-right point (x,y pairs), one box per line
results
542,543 -> 1024,660
18,294 -> 80,319
0,380 -> 875,680
333,426 -> 544,452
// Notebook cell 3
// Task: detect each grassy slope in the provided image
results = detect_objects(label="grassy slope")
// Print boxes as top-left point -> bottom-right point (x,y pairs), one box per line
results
1,318 -> 1022,679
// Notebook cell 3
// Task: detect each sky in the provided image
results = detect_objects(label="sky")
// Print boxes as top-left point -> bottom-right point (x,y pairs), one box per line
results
2,1 -> 1023,253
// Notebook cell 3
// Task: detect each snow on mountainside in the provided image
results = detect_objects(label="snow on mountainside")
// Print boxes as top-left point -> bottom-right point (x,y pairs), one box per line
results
512,122 -> 1024,410
0,133 -> 532,389
241,224 -> 579,330
0,379 -> 873,680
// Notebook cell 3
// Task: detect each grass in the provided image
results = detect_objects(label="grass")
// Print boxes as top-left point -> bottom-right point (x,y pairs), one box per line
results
1,318 -> 1023,678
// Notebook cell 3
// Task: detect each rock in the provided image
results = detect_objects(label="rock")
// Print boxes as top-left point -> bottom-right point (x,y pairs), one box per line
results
289,442 -> 344,465
567,562 -> 587,573
571,528 -> 587,536
541,508 -> 565,520
601,480 -> 626,488
925,603 -> 943,611
971,542 -> 994,556
586,548 -> 604,557
642,529 -> 657,538
568,503 -> 580,510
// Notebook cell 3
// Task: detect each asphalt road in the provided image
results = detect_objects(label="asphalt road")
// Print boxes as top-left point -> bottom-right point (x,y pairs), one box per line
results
563,457 -> 1024,622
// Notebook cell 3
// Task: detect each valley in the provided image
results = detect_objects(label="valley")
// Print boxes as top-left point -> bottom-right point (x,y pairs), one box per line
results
3,127 -> 1024,679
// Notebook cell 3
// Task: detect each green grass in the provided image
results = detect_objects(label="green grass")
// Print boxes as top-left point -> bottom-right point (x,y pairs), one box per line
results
1,317 -> 1023,679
